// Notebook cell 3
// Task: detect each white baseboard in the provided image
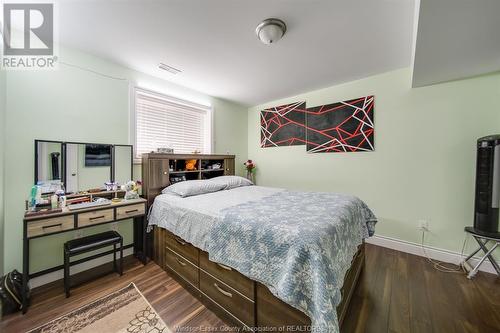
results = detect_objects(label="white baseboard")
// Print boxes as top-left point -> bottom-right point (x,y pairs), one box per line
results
30,248 -> 134,289
366,234 -> 497,275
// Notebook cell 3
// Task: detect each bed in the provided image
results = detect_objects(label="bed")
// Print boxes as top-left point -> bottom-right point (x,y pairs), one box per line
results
147,179 -> 376,333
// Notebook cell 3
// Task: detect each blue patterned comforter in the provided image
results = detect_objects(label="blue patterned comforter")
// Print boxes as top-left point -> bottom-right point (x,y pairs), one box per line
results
207,191 -> 376,333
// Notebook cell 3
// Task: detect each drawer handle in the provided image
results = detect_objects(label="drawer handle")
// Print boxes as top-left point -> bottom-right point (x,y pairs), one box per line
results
89,215 -> 106,221
176,257 -> 187,267
42,223 -> 62,229
174,236 -> 187,246
217,263 -> 232,271
214,283 -> 232,298
125,209 -> 139,214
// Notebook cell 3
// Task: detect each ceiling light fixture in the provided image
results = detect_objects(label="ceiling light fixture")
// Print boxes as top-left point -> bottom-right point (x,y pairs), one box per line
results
255,18 -> 287,45
158,62 -> 181,74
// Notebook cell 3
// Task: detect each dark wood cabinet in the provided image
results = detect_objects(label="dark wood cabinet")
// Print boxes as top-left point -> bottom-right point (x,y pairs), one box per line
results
149,159 -> 170,189
224,158 -> 235,175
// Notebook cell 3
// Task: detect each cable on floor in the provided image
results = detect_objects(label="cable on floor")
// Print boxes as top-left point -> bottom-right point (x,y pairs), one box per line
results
420,230 -> 467,274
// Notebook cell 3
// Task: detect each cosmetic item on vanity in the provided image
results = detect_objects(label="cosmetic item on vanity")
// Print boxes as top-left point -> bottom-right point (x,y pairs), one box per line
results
59,195 -> 67,208
29,186 -> 38,208
66,196 -> 91,206
50,194 -> 58,209
35,186 -> 42,205
55,189 -> 66,208
104,182 -> 118,191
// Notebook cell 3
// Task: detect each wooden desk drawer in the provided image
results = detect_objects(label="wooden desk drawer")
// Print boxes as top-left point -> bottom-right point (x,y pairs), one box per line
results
200,271 -> 254,326
200,251 -> 254,300
166,248 -> 198,287
27,215 -> 74,238
165,231 -> 199,265
77,209 -> 114,227
116,203 -> 145,219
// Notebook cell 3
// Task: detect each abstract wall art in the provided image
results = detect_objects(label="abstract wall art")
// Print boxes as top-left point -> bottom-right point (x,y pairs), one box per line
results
306,95 -> 374,153
260,96 -> 375,153
260,101 -> 307,147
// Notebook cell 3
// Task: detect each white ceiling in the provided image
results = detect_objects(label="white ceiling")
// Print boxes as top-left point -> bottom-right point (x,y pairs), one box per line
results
413,0 -> 500,88
57,0 -> 415,106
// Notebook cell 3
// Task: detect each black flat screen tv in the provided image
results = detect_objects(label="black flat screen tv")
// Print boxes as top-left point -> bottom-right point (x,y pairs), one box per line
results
85,144 -> 111,167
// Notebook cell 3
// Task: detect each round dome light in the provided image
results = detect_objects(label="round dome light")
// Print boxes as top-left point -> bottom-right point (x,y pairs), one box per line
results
255,18 -> 287,45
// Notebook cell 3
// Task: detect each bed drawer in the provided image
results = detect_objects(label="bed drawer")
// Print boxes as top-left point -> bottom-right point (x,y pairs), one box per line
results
256,283 -> 310,329
200,271 -> 254,327
200,251 -> 254,300
337,243 -> 365,323
116,203 -> 145,219
165,231 -> 199,265
77,209 -> 114,227
166,248 -> 199,287
27,215 -> 74,238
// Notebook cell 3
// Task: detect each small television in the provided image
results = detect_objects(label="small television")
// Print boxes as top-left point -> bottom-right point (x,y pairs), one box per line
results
85,144 -> 111,167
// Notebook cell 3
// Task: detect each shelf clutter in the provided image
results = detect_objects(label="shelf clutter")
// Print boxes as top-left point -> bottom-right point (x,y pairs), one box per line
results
141,153 -> 235,205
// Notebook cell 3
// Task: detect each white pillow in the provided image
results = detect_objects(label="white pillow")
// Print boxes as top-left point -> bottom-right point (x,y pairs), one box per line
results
162,180 -> 226,197
209,176 -> 253,190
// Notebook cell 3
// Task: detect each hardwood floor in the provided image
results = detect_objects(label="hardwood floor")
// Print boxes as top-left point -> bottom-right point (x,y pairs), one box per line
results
1,244 -> 498,333
343,245 -> 500,333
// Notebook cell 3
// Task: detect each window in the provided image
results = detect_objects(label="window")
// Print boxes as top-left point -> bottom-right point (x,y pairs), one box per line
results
134,88 -> 212,160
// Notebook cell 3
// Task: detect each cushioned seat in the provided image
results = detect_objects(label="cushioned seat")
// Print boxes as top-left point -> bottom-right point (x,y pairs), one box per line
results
65,231 -> 122,254
64,231 -> 123,297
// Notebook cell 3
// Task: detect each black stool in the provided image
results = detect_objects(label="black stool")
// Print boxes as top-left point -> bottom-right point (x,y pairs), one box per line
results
462,227 -> 500,279
64,231 -> 123,297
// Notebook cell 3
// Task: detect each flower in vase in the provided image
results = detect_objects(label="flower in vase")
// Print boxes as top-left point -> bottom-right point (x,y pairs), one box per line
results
244,159 -> 256,173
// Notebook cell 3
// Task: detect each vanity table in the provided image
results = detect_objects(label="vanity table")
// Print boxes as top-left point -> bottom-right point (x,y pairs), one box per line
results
22,140 -> 145,314
22,198 -> 147,313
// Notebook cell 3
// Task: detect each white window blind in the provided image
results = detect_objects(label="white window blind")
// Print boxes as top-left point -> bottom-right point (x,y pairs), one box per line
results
135,88 -> 212,159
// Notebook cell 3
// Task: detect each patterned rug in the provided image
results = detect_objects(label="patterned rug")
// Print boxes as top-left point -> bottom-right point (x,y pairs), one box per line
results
27,283 -> 170,333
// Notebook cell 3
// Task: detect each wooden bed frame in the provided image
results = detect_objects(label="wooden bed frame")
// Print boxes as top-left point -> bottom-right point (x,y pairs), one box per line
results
154,227 -> 364,331
142,153 -> 364,331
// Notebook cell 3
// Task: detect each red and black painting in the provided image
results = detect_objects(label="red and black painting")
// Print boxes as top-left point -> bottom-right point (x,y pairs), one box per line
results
306,96 -> 374,153
260,101 -> 307,147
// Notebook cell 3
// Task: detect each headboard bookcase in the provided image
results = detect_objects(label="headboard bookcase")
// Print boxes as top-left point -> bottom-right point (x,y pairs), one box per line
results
141,153 -> 235,207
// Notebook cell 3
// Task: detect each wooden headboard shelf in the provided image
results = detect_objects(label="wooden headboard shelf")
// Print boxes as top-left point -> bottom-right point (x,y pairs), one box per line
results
141,153 -> 235,206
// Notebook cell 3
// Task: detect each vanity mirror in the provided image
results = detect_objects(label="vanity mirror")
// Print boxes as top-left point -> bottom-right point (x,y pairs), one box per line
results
65,143 -> 113,194
34,140 -> 134,195
114,145 -> 133,186
35,140 -> 64,193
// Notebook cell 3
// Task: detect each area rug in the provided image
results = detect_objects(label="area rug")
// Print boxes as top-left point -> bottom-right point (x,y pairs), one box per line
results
27,283 -> 170,333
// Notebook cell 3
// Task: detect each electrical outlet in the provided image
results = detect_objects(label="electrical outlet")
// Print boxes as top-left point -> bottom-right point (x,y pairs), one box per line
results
418,219 -> 430,232
110,222 -> 119,232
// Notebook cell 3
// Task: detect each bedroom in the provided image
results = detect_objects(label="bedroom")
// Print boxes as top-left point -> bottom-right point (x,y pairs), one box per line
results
0,0 -> 499,332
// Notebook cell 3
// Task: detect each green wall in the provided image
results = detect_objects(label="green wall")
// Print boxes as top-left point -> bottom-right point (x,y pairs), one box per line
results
212,98 -> 248,175
248,68 -> 500,257
2,46 -> 248,275
0,67 -> 5,281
